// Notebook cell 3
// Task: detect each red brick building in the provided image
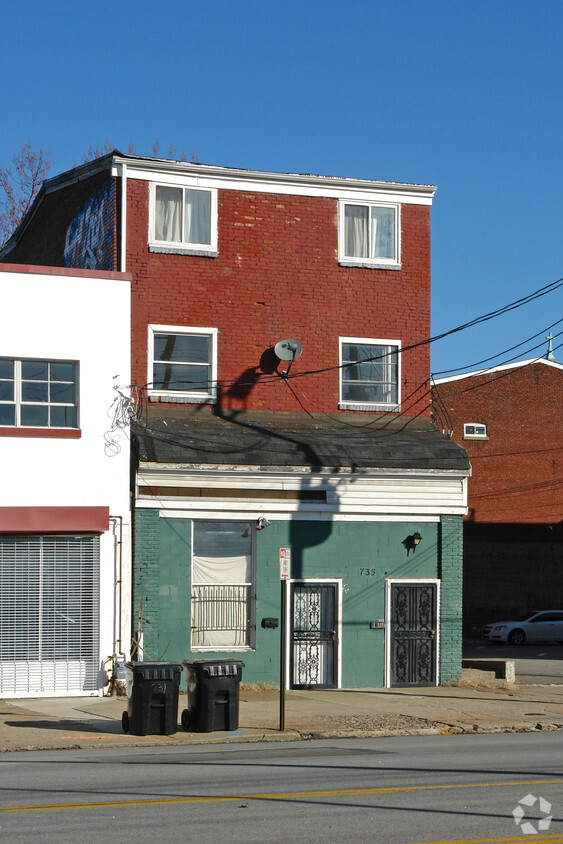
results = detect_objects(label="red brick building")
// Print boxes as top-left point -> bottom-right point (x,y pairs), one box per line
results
432,358 -> 563,631
1,153 -> 470,689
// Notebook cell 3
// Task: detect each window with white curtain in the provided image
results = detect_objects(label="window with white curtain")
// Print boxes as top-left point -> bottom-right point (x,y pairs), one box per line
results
147,325 -> 217,403
191,521 -> 255,650
150,183 -> 217,254
339,201 -> 400,267
340,338 -> 400,410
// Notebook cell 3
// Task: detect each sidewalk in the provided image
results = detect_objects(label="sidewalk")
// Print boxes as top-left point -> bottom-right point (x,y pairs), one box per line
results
2,675 -> 563,752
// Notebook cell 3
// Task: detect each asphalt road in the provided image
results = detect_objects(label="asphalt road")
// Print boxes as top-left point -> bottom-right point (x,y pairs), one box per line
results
463,639 -> 563,685
1,733 -> 562,843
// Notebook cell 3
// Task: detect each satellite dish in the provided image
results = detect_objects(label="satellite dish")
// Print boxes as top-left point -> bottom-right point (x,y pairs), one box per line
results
274,339 -> 303,362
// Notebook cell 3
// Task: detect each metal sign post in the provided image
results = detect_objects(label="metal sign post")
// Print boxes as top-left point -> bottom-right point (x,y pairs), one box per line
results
279,548 -> 290,731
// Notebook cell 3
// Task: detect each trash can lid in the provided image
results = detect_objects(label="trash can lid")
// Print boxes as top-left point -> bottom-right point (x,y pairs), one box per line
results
182,658 -> 244,677
125,661 -> 182,681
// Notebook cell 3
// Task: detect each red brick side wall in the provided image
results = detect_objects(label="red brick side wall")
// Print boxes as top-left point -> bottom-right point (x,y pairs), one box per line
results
433,364 -> 562,523
128,180 -> 432,416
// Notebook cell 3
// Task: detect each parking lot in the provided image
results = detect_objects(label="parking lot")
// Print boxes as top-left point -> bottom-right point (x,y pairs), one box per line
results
463,639 -> 563,685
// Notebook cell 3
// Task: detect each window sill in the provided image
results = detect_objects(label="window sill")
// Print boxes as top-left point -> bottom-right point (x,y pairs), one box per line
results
149,244 -> 218,258
339,402 -> 400,413
190,647 -> 255,653
339,259 -> 401,271
148,393 -> 214,405
463,435 -> 489,441
0,427 -> 81,439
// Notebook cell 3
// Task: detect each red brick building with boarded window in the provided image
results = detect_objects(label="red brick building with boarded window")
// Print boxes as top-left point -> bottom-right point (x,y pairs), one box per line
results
432,358 -> 563,632
1,152 -> 470,690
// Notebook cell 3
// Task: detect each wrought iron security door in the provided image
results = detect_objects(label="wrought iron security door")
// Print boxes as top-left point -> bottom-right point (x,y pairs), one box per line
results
390,583 -> 437,687
291,582 -> 338,689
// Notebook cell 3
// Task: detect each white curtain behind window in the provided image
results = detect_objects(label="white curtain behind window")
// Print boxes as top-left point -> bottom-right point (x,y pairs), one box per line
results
371,207 -> 394,259
155,186 -> 182,242
184,189 -> 211,245
345,205 -> 368,258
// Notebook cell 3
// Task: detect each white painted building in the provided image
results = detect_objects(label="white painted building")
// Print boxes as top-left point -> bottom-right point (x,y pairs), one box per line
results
0,265 -> 132,697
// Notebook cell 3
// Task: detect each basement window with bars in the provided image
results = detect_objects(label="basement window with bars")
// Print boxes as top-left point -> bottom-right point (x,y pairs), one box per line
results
191,521 -> 255,650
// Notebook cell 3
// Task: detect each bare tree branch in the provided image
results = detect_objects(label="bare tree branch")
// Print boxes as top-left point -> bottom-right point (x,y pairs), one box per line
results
0,142 -> 53,246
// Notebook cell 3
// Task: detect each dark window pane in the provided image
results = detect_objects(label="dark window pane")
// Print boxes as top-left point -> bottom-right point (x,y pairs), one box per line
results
51,363 -> 76,382
0,381 -> 14,401
50,382 -> 75,403
0,360 -> 14,379
22,382 -> 48,402
21,405 -> 48,426
154,333 -> 210,364
22,360 -> 48,380
0,404 -> 15,425
50,406 -> 77,428
153,363 -> 209,391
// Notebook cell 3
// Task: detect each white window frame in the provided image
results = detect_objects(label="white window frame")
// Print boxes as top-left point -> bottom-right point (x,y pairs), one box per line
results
0,358 -> 79,429
339,337 -> 401,411
464,423 -> 488,439
338,199 -> 401,269
149,182 -> 218,256
147,325 -> 218,404
190,520 -> 256,652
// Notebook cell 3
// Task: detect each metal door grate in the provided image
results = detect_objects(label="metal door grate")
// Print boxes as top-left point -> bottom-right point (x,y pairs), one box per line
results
0,535 -> 100,697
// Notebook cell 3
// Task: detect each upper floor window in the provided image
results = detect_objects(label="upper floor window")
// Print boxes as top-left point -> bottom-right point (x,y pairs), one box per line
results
464,423 -> 487,439
339,338 -> 400,411
148,325 -> 217,404
339,201 -> 400,268
149,183 -> 218,256
0,359 -> 78,428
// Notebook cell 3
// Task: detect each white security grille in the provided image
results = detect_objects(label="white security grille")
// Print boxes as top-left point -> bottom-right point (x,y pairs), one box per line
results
0,535 -> 100,697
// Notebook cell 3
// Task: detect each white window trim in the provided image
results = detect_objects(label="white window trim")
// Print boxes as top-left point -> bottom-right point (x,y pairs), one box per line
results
463,423 -> 488,440
339,337 -> 401,412
148,182 -> 218,256
190,519 -> 256,652
0,358 -> 79,429
147,325 -> 218,404
338,199 -> 401,269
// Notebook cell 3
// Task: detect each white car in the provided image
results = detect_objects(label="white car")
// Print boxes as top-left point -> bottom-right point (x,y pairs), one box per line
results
481,610 -> 563,645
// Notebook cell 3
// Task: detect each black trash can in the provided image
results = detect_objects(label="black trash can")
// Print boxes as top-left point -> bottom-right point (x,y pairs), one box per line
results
181,659 -> 244,732
122,661 -> 182,736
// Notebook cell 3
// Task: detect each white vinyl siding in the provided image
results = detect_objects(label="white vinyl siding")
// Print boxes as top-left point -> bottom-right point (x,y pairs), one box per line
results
0,535 -> 100,697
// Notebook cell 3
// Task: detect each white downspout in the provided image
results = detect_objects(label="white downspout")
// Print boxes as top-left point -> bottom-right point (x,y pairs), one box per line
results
120,162 -> 127,271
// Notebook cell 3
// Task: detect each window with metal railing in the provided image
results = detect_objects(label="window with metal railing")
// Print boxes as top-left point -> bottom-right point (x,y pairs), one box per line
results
191,521 -> 255,650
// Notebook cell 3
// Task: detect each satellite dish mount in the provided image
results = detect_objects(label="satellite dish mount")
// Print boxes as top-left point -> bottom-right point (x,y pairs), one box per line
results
274,339 -> 303,377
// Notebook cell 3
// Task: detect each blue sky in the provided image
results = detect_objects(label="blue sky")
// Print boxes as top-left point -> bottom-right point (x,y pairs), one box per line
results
2,0 -> 561,375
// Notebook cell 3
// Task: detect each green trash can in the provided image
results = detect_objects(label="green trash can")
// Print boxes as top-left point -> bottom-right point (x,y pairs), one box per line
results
181,659 -> 244,732
122,661 -> 182,736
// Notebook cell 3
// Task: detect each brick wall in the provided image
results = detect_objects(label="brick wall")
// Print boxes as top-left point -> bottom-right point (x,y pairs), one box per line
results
439,514 -> 463,683
128,180 -> 432,416
434,364 -> 562,523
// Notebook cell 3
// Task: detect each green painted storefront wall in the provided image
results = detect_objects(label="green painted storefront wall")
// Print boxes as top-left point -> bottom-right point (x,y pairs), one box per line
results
134,509 -> 463,687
